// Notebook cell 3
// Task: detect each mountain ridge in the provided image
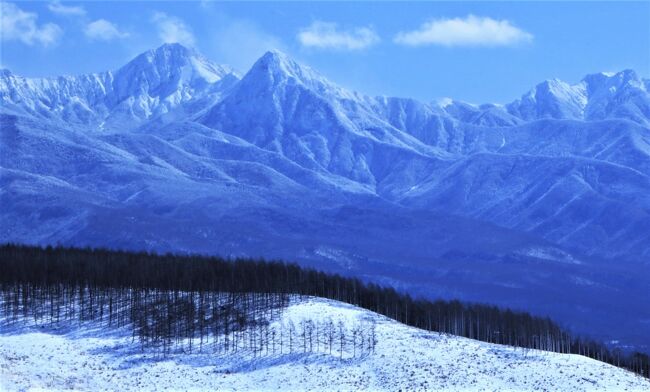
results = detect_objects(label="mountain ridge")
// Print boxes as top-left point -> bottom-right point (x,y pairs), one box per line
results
0,43 -> 240,129
3,45 -> 648,129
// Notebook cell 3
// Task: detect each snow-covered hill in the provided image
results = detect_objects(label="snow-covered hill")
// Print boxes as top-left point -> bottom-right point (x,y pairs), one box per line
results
2,43 -> 650,352
1,297 -> 648,391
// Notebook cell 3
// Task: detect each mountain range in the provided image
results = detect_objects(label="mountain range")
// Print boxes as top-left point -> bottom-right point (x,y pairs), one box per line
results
1,43 -> 649,351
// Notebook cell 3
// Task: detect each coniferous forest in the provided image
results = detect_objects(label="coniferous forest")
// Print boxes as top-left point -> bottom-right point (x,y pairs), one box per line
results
0,244 -> 647,378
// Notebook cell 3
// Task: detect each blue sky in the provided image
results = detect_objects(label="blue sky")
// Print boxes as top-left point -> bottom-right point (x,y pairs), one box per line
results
1,1 -> 648,104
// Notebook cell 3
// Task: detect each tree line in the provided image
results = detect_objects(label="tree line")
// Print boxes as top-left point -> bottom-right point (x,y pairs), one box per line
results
0,244 -> 647,378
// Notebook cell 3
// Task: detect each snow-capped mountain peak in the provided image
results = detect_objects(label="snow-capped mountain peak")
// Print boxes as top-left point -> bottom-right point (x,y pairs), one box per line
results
505,69 -> 649,124
111,43 -> 232,103
580,69 -> 649,123
114,43 -> 231,92
581,69 -> 644,99
506,78 -> 587,120
252,50 -> 320,82
0,43 -> 238,128
242,49 -> 355,101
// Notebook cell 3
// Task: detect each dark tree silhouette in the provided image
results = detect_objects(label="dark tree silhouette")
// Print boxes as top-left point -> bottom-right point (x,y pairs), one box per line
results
0,244 -> 647,378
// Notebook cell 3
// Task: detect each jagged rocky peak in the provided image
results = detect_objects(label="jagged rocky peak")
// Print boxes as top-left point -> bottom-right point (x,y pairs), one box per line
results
126,43 -> 230,78
579,69 -> 646,106
111,43 -> 233,100
241,49 -> 355,99
101,43 -> 239,126
582,69 -> 642,91
506,78 -> 587,121
0,43 -> 240,127
1,44 -> 648,129
200,49 -> 345,146
535,78 -> 585,100
581,70 -> 650,124
505,69 -> 650,123
251,50 -> 314,80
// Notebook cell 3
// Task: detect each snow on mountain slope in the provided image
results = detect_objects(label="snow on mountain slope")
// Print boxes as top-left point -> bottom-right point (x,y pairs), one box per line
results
106,43 -> 238,126
0,43 -> 239,129
201,50 -> 447,186
402,149 -> 650,260
507,70 -> 650,125
507,78 -> 588,120
443,101 -> 523,127
2,297 -> 648,392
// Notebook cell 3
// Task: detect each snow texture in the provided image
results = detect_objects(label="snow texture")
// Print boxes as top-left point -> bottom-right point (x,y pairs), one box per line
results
2,297 -> 649,391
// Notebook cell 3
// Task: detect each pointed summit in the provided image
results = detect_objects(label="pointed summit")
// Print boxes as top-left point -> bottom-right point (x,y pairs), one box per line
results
117,43 -> 231,84
255,50 -> 296,70
122,43 -> 195,72
580,69 -> 648,123
151,42 -> 196,58
247,50 -> 317,82
241,50 -> 351,100
259,49 -> 290,62
110,43 -> 234,105
506,77 -> 587,120
156,42 -> 195,52
504,69 -> 649,124
582,69 -> 643,94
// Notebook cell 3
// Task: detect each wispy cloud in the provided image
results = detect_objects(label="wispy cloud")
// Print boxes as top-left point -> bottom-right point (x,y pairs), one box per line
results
394,15 -> 533,47
298,21 -> 379,50
84,19 -> 129,41
47,1 -> 86,17
1,2 -> 62,46
152,12 -> 195,47
211,19 -> 285,71
199,0 -> 213,9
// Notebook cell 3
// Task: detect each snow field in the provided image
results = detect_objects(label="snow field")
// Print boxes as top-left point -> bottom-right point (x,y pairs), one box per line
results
1,297 -> 649,391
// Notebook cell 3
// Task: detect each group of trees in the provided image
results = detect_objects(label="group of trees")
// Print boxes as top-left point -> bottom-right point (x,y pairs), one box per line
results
0,244 -> 377,359
0,244 -> 647,378
0,284 -> 376,358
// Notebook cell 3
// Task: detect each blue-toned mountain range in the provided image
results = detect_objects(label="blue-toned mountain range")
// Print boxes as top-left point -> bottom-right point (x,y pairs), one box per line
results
2,43 -> 649,351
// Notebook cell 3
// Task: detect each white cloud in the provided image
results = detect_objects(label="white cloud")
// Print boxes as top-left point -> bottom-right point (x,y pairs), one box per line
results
394,15 -> 533,47
151,12 -> 195,47
0,2 -> 62,46
297,21 -> 379,50
47,1 -> 86,17
84,19 -> 129,41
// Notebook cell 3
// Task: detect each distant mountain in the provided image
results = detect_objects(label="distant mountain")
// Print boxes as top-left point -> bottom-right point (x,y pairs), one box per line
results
2,43 -> 649,352
0,43 -> 239,128
201,50 -> 441,185
506,70 -> 650,125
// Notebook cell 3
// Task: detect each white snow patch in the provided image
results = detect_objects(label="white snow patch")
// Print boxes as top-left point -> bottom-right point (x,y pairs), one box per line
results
1,297 -> 648,391
437,97 -> 453,108
520,247 -> 582,265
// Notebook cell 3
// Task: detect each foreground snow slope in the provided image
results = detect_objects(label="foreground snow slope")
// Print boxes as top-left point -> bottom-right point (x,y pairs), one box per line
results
1,297 -> 648,391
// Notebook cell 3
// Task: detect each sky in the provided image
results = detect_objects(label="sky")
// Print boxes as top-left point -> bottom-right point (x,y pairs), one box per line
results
1,1 -> 649,104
